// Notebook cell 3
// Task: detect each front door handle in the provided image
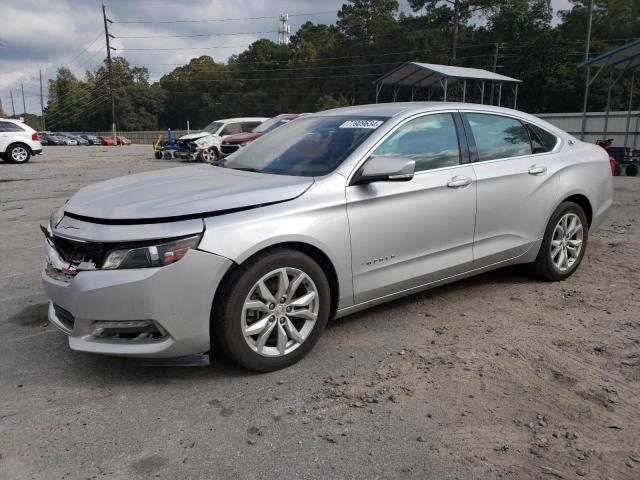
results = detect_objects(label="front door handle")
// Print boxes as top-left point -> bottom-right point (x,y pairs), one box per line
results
528,165 -> 547,175
446,175 -> 473,188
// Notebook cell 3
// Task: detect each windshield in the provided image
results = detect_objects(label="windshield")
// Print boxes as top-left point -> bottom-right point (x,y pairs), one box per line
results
203,121 -> 223,134
253,116 -> 294,134
224,116 -> 387,177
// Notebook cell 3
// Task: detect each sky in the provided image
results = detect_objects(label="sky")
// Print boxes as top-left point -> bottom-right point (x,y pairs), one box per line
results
0,0 -> 573,116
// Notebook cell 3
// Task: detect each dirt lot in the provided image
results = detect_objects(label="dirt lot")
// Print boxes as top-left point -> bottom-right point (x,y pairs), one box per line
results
1,146 -> 639,480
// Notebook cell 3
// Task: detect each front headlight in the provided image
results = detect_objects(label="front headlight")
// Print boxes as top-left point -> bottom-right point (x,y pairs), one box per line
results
102,235 -> 201,270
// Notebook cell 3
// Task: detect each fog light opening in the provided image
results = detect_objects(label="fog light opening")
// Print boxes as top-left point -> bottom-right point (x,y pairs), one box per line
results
91,320 -> 168,341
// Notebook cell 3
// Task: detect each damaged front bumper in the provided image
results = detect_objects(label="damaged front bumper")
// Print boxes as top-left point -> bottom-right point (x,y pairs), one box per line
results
41,218 -> 233,358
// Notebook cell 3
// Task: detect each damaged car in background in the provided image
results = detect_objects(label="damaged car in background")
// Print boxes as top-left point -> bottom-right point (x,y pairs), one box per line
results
42,103 -> 612,372
177,117 -> 267,162
219,114 -> 302,158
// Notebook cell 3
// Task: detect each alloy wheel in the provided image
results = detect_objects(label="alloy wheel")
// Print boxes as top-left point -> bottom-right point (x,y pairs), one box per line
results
11,146 -> 29,162
241,267 -> 319,357
550,212 -> 583,272
200,148 -> 216,163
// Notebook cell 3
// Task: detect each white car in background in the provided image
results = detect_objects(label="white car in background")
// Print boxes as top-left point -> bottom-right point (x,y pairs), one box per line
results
0,118 -> 43,163
178,117 -> 268,162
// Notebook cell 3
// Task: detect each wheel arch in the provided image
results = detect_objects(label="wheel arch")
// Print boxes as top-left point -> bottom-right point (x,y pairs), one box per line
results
7,141 -> 34,155
212,241 -> 341,322
561,193 -> 593,227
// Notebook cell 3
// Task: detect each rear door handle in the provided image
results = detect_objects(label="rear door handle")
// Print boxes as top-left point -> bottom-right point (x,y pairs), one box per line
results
446,175 -> 473,188
528,165 -> 547,175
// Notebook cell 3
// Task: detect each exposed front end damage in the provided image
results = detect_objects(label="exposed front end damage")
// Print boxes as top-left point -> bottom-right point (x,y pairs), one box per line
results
41,215 -> 233,358
177,134 -> 223,162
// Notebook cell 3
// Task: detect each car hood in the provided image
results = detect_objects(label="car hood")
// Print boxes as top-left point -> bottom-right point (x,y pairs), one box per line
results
179,131 -> 211,141
64,165 -> 314,222
223,132 -> 263,144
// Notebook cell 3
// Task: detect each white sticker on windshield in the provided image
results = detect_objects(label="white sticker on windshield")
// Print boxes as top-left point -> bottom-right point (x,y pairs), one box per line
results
339,120 -> 384,129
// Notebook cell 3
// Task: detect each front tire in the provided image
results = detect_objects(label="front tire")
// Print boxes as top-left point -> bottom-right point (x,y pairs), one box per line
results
197,147 -> 217,163
6,144 -> 31,164
531,202 -> 588,281
212,249 -> 331,372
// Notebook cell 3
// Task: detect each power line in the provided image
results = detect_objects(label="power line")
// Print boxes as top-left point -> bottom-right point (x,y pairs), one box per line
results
113,30 -> 279,39
111,10 -> 337,24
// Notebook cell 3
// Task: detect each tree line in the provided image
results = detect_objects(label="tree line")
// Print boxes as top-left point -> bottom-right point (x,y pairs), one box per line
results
40,0 -> 639,132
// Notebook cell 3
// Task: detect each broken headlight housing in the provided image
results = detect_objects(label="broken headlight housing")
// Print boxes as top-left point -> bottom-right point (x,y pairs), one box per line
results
102,235 -> 201,270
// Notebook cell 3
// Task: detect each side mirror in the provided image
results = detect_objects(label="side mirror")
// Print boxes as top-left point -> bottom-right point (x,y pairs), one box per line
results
351,156 -> 415,185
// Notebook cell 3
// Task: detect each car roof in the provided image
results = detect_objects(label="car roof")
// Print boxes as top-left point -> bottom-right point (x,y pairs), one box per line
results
217,117 -> 270,123
312,102 -> 564,135
315,102 -> 540,121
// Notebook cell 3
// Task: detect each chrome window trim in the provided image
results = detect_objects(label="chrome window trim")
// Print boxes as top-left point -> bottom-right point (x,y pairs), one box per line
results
345,109 -> 464,184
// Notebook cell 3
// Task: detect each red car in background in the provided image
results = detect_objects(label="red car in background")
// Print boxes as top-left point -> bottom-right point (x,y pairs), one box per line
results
219,114 -> 301,158
116,136 -> 132,145
97,136 -> 115,146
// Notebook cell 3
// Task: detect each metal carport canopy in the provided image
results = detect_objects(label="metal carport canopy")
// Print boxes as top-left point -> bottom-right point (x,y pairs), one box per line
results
577,38 -> 640,144
373,62 -> 521,105
373,62 -> 521,88
577,38 -> 640,71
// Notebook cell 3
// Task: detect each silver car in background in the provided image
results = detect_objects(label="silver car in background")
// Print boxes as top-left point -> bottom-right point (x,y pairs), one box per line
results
42,103 -> 613,371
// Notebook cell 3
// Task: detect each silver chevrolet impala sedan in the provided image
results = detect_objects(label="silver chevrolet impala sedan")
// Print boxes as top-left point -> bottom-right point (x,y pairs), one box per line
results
42,103 -> 613,371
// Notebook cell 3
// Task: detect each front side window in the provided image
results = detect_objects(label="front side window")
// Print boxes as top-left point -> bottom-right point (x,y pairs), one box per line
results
203,121 -> 223,134
224,115 -> 387,176
466,113 -> 532,161
371,113 -> 461,172
527,123 -> 559,153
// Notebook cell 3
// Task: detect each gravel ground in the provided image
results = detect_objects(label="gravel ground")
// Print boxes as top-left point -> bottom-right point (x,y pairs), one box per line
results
1,146 -> 639,480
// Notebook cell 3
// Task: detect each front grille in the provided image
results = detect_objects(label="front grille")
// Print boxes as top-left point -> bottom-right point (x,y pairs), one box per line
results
53,304 -> 75,331
220,144 -> 240,155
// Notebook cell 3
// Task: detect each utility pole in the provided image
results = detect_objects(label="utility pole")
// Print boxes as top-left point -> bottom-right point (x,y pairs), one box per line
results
10,90 -> 16,117
490,43 -> 500,105
21,82 -> 26,115
39,68 -> 46,130
584,0 -> 594,62
102,4 -> 117,142
580,0 -> 595,140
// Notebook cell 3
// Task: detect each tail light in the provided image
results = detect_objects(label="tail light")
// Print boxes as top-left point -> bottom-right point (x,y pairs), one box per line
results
32,132 -> 39,141
609,156 -> 616,176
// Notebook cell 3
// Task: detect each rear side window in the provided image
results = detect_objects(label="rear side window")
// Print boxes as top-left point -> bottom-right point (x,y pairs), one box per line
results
466,113 -> 532,161
526,123 -> 558,153
221,122 -> 242,136
0,121 -> 25,132
372,113 -> 461,172
242,122 -> 262,132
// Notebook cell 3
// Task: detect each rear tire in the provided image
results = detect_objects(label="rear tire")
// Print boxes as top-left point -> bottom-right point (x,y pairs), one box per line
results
5,144 -> 31,164
530,202 -> 588,281
626,164 -> 638,177
212,249 -> 331,372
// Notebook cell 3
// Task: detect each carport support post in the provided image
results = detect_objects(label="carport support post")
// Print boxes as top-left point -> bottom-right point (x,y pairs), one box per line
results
580,67 -> 591,140
444,78 -> 448,101
462,79 -> 467,102
513,83 -> 518,109
480,81 -> 485,104
375,82 -> 383,104
498,83 -> 502,106
603,70 -> 614,139
624,71 -> 635,149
